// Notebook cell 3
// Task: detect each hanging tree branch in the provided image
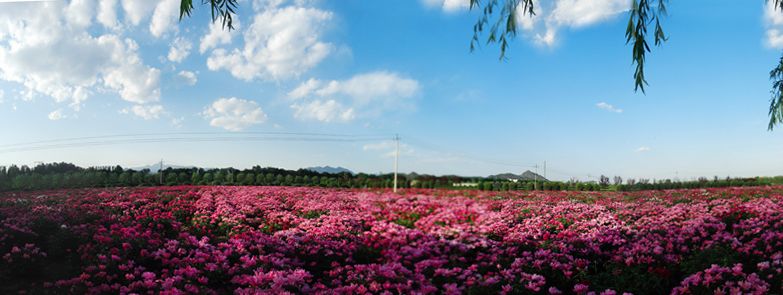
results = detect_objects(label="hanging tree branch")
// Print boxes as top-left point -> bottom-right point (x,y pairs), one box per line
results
769,55 -> 783,130
469,0 -> 668,92
469,0 -> 535,60
626,0 -> 668,93
179,0 -> 239,30
769,1 -> 783,130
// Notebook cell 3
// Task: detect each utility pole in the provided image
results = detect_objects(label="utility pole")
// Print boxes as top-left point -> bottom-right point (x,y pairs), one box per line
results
533,164 -> 539,191
393,134 -> 399,193
159,159 -> 163,185
543,161 -> 547,180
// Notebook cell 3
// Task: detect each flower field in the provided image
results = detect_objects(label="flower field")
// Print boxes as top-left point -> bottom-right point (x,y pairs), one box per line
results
1,186 -> 783,294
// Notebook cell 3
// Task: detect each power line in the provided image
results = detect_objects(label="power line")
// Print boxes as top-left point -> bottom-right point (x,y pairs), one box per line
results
0,131 -> 391,149
0,135 -> 392,154
402,135 -> 538,169
400,135 -> 600,181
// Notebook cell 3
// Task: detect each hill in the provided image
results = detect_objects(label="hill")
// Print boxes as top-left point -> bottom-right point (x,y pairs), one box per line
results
305,166 -> 353,174
488,170 -> 548,182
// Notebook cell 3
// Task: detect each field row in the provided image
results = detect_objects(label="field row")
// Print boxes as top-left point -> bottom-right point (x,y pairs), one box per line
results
1,186 -> 782,294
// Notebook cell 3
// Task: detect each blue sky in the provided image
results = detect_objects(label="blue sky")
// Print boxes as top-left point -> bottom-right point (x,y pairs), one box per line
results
0,0 -> 782,181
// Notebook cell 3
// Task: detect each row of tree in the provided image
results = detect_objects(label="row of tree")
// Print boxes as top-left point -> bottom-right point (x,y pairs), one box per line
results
614,176 -> 783,191
0,163 -> 780,192
0,163 -> 482,191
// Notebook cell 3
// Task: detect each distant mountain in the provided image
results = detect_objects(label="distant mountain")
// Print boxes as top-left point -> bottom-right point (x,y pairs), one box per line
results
520,170 -> 548,181
489,170 -> 548,182
306,166 -> 353,174
130,163 -> 196,173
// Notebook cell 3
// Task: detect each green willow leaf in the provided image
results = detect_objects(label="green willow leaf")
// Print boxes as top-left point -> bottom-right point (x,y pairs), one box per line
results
769,54 -> 783,130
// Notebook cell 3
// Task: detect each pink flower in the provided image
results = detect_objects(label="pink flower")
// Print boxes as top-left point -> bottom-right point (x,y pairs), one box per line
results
574,284 -> 590,294
142,271 -> 156,281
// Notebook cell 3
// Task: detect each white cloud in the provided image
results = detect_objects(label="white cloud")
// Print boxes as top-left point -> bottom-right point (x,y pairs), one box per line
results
517,0 -> 631,47
363,140 -> 414,158
767,29 -> 783,49
205,5 -> 334,81
171,116 -> 184,128
766,1 -> 783,48
100,38 -> 161,104
167,37 -> 192,63
422,0 -> 470,13
432,0 -> 628,47
65,0 -> 94,29
767,1 -> 783,26
636,146 -> 651,153
596,102 -> 623,113
177,70 -> 198,85
123,104 -> 165,120
549,0 -> 629,28
97,0 -> 119,29
288,78 -> 322,99
0,1 -> 161,109
203,97 -> 267,131
315,72 -> 420,104
48,109 -> 66,120
288,71 -> 420,122
199,18 -> 240,53
0,89 -> 4,103
291,99 -> 354,122
150,0 -> 179,38
121,0 -> 157,26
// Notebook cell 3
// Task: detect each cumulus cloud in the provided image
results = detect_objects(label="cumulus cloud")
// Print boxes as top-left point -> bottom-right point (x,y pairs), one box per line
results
48,109 -> 66,121
199,18 -> 240,53
291,99 -> 354,122
0,1 -> 161,109
596,102 -> 623,113
121,0 -> 157,26
168,37 -> 192,63
548,0 -> 629,28
766,1 -> 783,48
205,4 -> 334,81
287,71 -> 420,122
97,0 -> 120,29
64,0 -> 94,29
177,70 -> 198,85
150,0 -> 179,38
203,97 -> 268,131
636,146 -> 651,153
521,0 -> 630,47
421,0 -> 470,13
288,78 -> 322,99
122,104 -> 165,120
425,0 -> 630,47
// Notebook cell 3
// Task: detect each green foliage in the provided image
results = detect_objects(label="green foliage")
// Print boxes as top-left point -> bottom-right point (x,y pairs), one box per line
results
580,263 -> 674,295
300,210 -> 328,219
469,0 -> 534,60
179,0 -> 238,30
393,213 -> 421,229
679,244 -> 741,275
770,54 -> 783,130
625,0 -> 668,93
0,162 -> 777,193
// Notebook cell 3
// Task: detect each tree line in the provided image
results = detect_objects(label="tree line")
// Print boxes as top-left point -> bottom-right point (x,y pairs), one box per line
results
0,162 -> 780,192
0,162 -> 475,191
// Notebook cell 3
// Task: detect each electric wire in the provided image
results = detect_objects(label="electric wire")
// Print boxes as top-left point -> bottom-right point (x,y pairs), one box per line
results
0,131 -> 392,149
0,134 -> 393,154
